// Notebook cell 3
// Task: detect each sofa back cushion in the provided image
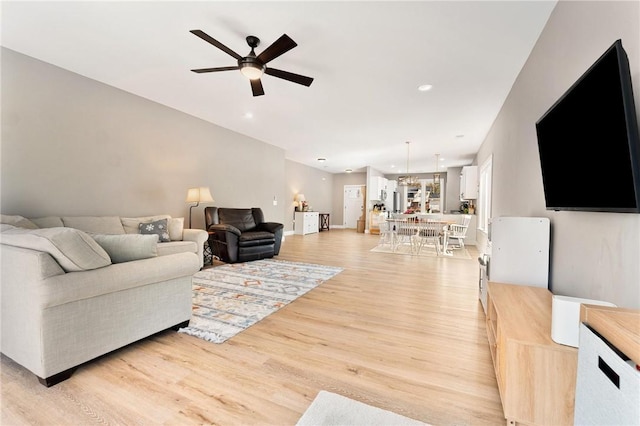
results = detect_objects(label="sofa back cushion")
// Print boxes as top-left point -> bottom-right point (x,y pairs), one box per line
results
31,216 -> 64,228
218,208 -> 257,232
62,216 -> 125,235
0,226 -> 111,272
0,214 -> 39,229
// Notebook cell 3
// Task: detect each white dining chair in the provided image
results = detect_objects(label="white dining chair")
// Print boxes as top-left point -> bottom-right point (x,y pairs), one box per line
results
448,215 -> 472,249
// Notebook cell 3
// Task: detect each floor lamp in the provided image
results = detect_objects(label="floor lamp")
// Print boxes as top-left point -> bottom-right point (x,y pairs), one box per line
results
186,187 -> 214,228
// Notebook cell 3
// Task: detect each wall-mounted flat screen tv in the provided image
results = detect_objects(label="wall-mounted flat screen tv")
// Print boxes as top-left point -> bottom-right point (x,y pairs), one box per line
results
535,39 -> 640,213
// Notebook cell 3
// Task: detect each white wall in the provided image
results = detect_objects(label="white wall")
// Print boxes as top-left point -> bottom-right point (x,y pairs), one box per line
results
476,0 -> 640,308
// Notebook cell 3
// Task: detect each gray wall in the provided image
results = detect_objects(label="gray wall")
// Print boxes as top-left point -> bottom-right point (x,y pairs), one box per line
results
476,0 -> 640,308
332,172 -> 366,227
1,48 -> 292,231
285,160 -> 333,232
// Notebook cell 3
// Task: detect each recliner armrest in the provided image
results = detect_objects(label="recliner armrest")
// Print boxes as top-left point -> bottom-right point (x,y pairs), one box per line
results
258,222 -> 284,233
208,224 -> 241,237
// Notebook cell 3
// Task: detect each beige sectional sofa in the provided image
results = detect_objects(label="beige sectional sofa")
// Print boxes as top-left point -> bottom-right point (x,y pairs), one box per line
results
0,214 -> 207,386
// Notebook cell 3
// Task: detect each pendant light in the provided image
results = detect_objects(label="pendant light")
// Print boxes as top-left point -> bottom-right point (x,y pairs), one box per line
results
399,141 -> 420,186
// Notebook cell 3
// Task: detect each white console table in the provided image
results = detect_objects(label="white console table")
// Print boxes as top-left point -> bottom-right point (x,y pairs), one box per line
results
294,211 -> 319,235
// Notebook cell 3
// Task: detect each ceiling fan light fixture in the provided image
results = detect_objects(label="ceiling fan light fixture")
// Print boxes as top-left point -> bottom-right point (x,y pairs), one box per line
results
240,62 -> 265,80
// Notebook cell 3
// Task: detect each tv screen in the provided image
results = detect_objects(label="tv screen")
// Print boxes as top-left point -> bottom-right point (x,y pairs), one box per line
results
535,39 -> 640,213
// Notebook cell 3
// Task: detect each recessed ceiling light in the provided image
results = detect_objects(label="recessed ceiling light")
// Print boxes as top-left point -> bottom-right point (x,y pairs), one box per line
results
317,158 -> 326,162
345,168 -> 353,173
418,84 -> 433,92
244,112 -> 253,119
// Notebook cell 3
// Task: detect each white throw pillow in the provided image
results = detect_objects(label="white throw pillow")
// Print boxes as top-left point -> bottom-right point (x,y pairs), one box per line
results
0,214 -> 39,229
0,227 -> 111,272
168,217 -> 184,241
91,234 -> 158,263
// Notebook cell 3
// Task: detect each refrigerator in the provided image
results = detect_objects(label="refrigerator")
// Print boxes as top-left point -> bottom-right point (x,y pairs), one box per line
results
479,216 -> 550,312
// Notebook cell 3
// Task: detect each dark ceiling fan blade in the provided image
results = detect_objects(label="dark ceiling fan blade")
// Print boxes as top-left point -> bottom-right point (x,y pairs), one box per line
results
190,30 -> 242,60
256,34 -> 297,64
251,79 -> 265,97
265,68 -> 314,87
191,66 -> 240,73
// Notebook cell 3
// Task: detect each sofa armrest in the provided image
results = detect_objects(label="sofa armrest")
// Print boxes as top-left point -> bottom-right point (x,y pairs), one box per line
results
182,229 -> 208,268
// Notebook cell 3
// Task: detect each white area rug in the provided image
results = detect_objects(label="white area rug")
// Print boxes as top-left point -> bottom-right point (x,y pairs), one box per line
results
296,391 -> 430,426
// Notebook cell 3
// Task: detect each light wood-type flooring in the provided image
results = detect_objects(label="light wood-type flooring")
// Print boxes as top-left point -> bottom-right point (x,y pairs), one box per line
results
1,229 -> 504,425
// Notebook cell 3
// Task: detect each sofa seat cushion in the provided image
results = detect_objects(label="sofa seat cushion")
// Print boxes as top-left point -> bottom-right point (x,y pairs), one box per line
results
156,241 -> 198,257
38,252 -> 199,309
238,231 -> 275,248
1,227 -> 111,272
91,234 -> 158,263
62,216 -> 125,235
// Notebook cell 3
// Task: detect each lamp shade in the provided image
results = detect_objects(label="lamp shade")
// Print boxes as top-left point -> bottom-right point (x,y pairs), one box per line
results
186,187 -> 214,203
295,193 -> 306,202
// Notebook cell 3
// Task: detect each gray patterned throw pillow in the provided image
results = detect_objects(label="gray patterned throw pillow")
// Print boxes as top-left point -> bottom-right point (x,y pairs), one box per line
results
138,218 -> 171,242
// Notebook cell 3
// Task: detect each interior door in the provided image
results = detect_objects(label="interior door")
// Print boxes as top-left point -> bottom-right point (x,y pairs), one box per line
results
344,185 -> 364,228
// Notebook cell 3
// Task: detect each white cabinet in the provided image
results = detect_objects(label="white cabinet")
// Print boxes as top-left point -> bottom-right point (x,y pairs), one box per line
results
294,212 -> 319,235
369,176 -> 387,200
460,166 -> 478,200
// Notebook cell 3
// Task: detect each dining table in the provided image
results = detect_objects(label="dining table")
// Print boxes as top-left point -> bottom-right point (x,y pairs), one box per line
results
385,217 -> 456,255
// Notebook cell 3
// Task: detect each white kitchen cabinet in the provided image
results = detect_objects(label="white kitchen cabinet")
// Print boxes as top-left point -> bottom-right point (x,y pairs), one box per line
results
460,166 -> 478,200
369,176 -> 387,201
294,211 -> 319,235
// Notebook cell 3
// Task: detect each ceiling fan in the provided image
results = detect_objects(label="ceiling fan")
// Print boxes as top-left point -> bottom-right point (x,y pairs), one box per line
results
190,29 -> 314,97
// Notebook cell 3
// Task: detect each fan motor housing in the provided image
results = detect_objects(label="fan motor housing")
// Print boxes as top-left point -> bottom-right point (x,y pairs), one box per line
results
238,57 -> 266,74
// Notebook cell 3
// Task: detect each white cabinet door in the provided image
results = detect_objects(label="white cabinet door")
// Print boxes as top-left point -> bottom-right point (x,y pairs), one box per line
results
460,166 -> 478,200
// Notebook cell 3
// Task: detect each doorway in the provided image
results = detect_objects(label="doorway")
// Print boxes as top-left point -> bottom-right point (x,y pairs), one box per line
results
343,185 -> 365,228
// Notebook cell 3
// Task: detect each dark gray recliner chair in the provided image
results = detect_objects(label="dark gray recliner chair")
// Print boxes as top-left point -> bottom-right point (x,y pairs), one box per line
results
204,207 -> 283,263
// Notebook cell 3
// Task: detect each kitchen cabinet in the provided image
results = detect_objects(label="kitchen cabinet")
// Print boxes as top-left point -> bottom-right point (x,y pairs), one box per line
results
369,176 -> 387,201
369,210 -> 387,235
460,166 -> 478,200
294,212 -> 319,235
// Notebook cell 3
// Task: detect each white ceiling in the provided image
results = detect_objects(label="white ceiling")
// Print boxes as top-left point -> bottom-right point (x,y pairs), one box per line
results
1,1 -> 557,174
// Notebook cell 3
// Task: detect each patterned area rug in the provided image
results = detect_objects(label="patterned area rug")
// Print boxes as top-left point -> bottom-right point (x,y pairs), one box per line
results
370,243 -> 472,259
179,259 -> 343,343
